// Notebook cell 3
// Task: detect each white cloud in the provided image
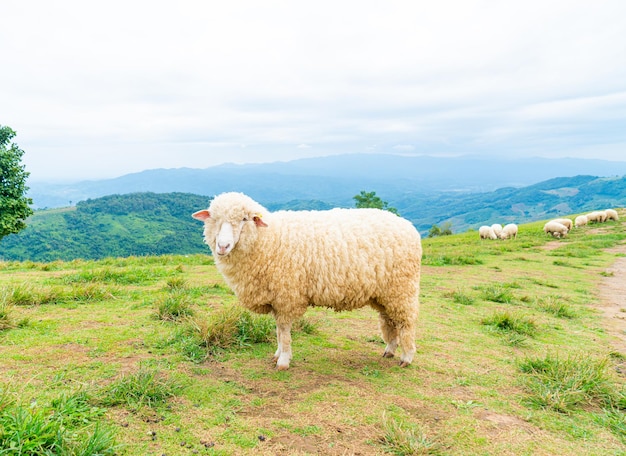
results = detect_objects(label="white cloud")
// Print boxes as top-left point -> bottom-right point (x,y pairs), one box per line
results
2,0 -> 626,180
392,145 -> 416,152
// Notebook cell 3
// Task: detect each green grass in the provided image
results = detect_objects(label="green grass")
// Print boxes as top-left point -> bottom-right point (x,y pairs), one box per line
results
518,353 -> 623,413
98,367 -> 185,410
0,388 -> 118,455
0,214 -> 625,454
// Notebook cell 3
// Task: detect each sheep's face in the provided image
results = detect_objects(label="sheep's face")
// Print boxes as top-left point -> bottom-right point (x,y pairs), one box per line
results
192,202 -> 267,258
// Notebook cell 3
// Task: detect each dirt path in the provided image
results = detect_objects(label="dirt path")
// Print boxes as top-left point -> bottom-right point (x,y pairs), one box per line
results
597,244 -> 626,355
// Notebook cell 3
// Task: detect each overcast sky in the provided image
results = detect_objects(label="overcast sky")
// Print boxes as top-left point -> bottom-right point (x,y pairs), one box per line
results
2,1 -> 626,182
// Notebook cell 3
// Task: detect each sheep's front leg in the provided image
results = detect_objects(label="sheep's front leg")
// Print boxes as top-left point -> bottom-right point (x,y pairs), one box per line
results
273,321 -> 293,370
379,313 -> 399,358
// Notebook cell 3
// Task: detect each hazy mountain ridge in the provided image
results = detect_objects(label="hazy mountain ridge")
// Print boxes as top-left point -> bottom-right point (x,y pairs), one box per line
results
28,154 -> 626,209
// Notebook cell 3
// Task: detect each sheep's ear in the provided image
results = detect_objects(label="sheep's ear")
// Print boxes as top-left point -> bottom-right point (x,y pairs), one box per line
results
253,215 -> 268,227
192,210 -> 211,221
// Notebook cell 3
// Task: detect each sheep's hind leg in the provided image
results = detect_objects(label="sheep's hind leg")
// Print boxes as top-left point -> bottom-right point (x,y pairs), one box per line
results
398,323 -> 417,368
379,313 -> 399,359
274,321 -> 293,370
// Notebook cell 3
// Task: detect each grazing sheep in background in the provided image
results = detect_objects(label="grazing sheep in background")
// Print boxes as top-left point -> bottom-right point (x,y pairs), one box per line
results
479,225 -> 497,240
587,211 -> 607,223
544,221 -> 569,238
586,212 -> 599,223
574,215 -> 588,227
491,224 -> 503,237
498,223 -> 518,240
605,209 -> 619,221
192,192 -> 422,370
574,215 -> 588,228
552,218 -> 573,230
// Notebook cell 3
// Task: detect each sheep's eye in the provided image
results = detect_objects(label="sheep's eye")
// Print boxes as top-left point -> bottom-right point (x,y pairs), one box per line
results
242,217 -> 249,222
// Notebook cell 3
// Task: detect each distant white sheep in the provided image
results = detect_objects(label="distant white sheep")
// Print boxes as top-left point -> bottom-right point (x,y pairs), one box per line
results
574,215 -> 588,227
498,223 -> 518,240
479,225 -> 497,240
490,224 -> 503,237
587,211 -> 608,223
552,218 -> 573,230
192,192 -> 422,370
605,209 -> 619,221
544,221 -> 568,238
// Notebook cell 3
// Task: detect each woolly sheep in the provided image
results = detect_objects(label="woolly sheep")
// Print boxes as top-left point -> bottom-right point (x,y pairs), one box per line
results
587,211 -> 607,223
192,192 -> 422,370
574,215 -> 588,227
490,224 -> 503,237
479,225 -> 497,240
605,209 -> 619,221
543,221 -> 568,238
552,218 -> 573,230
498,223 -> 518,240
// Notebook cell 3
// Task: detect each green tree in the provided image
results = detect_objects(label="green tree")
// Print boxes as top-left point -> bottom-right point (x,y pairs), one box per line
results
428,222 -> 453,238
353,190 -> 399,215
0,126 -> 33,240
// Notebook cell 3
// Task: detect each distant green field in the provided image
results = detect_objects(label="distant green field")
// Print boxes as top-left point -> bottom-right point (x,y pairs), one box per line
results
1,212 -> 625,455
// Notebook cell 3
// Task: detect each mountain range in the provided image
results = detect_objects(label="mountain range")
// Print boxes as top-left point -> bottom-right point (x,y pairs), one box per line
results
28,154 -> 626,210
3,162 -> 625,261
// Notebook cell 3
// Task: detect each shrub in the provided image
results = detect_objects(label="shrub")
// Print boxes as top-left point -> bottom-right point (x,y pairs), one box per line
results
518,353 -> 620,413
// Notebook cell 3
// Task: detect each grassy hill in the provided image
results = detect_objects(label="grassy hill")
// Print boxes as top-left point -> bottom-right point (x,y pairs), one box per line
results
0,212 -> 625,454
0,192 -> 211,261
2,175 -> 626,261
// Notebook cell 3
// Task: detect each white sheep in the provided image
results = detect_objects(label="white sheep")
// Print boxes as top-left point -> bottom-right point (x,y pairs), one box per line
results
574,215 -> 588,227
544,221 -> 568,238
552,218 -> 573,230
498,223 -> 518,240
587,211 -> 607,223
605,209 -> 619,221
192,192 -> 422,370
490,224 -> 503,237
479,225 -> 497,240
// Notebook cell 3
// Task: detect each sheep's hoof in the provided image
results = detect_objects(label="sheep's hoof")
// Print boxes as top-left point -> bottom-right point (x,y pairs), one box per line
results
399,361 -> 411,368
276,364 -> 290,371
382,352 -> 395,358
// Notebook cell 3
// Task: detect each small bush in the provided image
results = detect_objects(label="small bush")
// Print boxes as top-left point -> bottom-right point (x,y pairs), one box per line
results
191,305 -> 275,352
479,284 -> 514,304
67,284 -> 116,302
518,353 -> 620,413
2,284 -> 62,306
0,302 -> 15,331
165,277 -> 187,291
452,290 -> 475,306
379,414 -> 440,455
0,406 -> 65,453
0,388 -> 117,455
481,311 -> 538,345
537,296 -> 577,319
154,294 -> 194,321
99,368 -> 184,409
50,389 -> 106,427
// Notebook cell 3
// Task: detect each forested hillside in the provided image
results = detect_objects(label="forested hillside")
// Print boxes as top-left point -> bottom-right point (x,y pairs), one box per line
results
2,174 -> 626,261
0,193 -> 212,261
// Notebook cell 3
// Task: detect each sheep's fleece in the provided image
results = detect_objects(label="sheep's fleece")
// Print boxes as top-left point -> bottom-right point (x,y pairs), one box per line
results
192,192 -> 422,370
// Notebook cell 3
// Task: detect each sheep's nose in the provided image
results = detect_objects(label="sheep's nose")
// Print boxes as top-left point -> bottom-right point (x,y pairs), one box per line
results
217,243 -> 230,255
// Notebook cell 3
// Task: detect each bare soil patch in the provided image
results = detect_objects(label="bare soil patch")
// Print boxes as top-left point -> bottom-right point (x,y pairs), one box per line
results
596,244 -> 626,355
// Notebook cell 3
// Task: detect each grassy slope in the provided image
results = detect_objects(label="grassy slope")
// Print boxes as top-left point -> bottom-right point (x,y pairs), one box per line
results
0,212 -> 625,455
